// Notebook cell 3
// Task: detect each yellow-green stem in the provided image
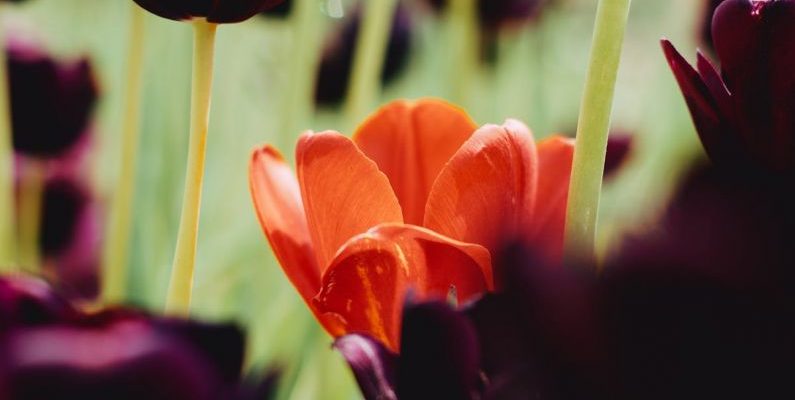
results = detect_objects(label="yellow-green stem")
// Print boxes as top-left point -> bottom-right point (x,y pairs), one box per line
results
17,160 -> 44,272
344,0 -> 398,125
165,20 -> 217,315
101,4 -> 146,304
0,5 -> 16,270
447,0 -> 478,106
563,0 -> 632,264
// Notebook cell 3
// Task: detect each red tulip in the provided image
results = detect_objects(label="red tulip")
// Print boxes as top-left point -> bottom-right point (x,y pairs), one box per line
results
249,99 -> 573,350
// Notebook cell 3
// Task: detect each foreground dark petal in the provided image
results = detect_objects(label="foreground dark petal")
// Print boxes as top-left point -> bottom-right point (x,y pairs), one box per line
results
0,276 -> 75,333
602,260 -> 795,399
398,302 -> 481,400
8,45 -> 97,158
133,0 -> 286,23
467,245 -> 610,399
335,334 -> 398,400
0,308 -> 246,399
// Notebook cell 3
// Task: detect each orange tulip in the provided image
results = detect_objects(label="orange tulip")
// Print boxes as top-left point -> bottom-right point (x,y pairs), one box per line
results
249,99 -> 573,350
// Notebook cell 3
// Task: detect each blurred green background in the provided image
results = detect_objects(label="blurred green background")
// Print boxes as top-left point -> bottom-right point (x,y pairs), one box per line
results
4,0 -> 709,397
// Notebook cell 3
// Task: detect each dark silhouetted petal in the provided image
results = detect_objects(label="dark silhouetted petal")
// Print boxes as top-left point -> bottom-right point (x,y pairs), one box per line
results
335,334 -> 398,400
0,308 -> 246,399
8,43 -> 98,159
133,0 -> 286,23
467,244 -> 610,399
315,5 -> 412,106
397,302 -> 481,400
0,276 -> 75,333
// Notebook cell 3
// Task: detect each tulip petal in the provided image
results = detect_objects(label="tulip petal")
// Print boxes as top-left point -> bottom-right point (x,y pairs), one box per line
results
661,40 -> 729,163
296,131 -> 403,271
249,146 -> 320,304
424,120 -> 539,254
314,223 -> 491,350
334,334 -> 398,400
353,99 -> 477,225
529,136 -> 575,263
712,0 -> 795,170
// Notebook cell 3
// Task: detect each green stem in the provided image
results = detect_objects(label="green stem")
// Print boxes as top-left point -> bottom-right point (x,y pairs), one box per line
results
101,4 -> 146,304
0,5 -> 16,270
447,0 -> 478,106
344,0 -> 398,125
165,20 -> 217,315
17,160 -> 44,273
563,0 -> 631,264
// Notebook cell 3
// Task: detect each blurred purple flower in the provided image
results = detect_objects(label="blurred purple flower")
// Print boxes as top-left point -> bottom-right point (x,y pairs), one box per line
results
133,0 -> 286,23
604,133 -> 634,180
425,0 -> 548,30
315,4 -> 412,106
0,278 -> 278,399
7,42 -> 98,159
662,0 -> 795,176
38,177 -> 101,300
0,276 -> 76,333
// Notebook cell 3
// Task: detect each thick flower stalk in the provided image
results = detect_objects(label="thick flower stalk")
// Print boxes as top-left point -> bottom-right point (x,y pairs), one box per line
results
249,99 -> 574,351
131,0 -> 287,314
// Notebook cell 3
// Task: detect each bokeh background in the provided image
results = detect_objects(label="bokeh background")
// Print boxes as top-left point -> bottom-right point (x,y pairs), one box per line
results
3,0 -> 711,397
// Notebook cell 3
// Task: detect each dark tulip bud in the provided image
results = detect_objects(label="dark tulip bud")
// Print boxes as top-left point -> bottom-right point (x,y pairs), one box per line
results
133,0 -> 286,23
663,0 -> 795,177
0,276 -> 76,333
0,309 -> 246,399
315,4 -> 413,106
8,43 -> 98,159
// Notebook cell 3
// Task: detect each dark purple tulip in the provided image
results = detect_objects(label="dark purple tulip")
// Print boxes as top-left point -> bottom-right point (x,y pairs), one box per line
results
39,177 -> 100,300
336,301 -> 482,400
663,0 -> 795,176
0,276 -> 75,333
0,308 -> 247,399
425,0 -> 547,29
133,0 -> 286,23
315,4 -> 412,106
8,43 -> 98,159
